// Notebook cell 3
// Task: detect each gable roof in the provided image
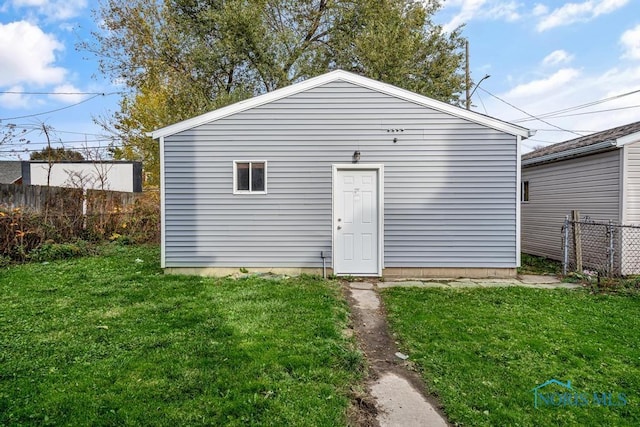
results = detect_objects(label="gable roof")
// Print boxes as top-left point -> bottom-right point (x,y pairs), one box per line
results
150,70 -> 532,139
523,121 -> 640,167
0,161 -> 23,184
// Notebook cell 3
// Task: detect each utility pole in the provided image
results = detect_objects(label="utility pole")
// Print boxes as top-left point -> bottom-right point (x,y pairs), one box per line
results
465,40 -> 490,111
465,40 -> 471,110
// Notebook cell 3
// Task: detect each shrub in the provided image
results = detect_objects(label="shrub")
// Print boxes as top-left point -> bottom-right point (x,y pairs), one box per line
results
0,208 -> 47,262
0,189 -> 159,265
0,255 -> 10,268
85,191 -> 160,244
30,241 -> 92,262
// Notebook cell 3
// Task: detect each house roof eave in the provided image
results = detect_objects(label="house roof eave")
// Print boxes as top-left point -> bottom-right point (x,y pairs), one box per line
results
616,130 -> 640,147
150,70 -> 531,140
522,139 -> 617,168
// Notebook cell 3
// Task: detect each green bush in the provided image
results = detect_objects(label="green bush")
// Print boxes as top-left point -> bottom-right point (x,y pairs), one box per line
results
0,190 -> 159,265
0,255 -> 10,268
30,241 -> 92,262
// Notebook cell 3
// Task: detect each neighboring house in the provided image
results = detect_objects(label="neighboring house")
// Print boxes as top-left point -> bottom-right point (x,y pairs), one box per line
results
22,161 -> 143,193
521,121 -> 640,267
151,70 -> 533,278
0,161 -> 23,184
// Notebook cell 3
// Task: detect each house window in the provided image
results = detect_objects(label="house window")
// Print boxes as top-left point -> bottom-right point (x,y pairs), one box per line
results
234,161 -> 267,194
521,181 -> 529,202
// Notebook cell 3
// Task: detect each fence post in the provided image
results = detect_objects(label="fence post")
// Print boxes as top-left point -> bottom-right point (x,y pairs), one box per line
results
608,220 -> 615,276
572,210 -> 582,273
563,215 -> 570,275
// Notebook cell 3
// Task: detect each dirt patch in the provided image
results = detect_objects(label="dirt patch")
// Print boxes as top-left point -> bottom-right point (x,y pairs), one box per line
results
347,391 -> 379,427
343,281 -> 450,426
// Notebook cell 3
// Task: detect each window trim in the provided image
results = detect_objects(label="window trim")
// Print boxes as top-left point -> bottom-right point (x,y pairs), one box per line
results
233,160 -> 268,195
521,180 -> 529,202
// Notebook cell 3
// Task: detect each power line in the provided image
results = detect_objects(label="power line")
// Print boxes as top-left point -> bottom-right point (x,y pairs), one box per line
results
0,122 -> 113,139
3,138 -> 118,145
0,90 -> 111,95
477,87 -> 584,137
0,92 -> 121,121
44,129 -> 114,137
0,94 -> 101,121
511,87 -> 640,123
524,138 -> 565,144
0,145 -> 118,154
529,104 -> 640,121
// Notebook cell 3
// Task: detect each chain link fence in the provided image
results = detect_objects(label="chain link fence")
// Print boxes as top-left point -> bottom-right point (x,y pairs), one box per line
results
562,217 -> 640,277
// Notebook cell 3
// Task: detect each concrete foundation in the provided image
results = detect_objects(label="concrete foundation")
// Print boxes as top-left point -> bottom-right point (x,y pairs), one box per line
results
164,267 -> 331,277
382,267 -> 517,279
164,266 -> 517,279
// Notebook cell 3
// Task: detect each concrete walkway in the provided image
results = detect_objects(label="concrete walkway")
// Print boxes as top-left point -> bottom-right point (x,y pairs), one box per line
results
347,275 -> 580,426
347,282 -> 449,427
378,274 -> 582,290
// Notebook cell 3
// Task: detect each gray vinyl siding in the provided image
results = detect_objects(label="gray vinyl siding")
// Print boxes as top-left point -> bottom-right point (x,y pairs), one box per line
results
164,81 -> 517,268
521,150 -> 621,260
624,142 -> 640,224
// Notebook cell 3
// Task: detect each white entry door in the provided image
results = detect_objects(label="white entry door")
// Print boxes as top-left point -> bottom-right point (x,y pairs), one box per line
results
334,168 -> 380,275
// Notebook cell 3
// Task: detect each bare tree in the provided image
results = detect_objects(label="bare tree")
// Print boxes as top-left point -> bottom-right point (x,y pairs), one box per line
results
81,140 -> 114,191
0,123 -> 29,146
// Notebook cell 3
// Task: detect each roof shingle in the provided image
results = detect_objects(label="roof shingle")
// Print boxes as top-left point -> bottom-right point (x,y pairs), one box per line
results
523,121 -> 640,161
0,161 -> 22,184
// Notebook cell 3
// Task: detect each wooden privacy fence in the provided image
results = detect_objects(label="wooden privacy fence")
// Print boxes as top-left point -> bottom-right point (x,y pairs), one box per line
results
0,183 -> 83,213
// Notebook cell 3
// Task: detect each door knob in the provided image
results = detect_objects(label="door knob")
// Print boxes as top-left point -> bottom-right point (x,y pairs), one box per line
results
337,226 -> 342,230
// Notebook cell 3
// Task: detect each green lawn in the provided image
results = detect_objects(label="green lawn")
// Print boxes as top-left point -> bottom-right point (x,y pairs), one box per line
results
518,253 -> 562,276
0,245 -> 362,426
382,287 -> 640,427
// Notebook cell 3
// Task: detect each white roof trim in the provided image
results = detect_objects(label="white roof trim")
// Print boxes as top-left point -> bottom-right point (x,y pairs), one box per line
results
150,70 -> 531,139
616,130 -> 640,147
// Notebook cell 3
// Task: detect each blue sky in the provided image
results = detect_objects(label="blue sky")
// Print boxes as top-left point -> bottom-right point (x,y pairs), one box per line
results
1,0 -> 639,159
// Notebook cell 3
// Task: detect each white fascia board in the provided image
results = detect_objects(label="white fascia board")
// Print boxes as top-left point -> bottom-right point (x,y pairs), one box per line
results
616,131 -> 640,147
150,69 -> 531,139
516,135 -> 521,268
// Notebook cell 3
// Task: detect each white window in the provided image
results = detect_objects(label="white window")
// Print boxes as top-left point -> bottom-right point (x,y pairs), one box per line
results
233,161 -> 267,194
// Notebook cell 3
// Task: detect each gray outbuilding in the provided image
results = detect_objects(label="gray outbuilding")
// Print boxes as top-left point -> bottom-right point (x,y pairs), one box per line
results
521,121 -> 640,272
151,70 -> 532,278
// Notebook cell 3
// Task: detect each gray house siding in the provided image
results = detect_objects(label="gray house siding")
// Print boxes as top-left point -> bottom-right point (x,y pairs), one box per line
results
521,150 -> 621,260
164,81 -> 518,268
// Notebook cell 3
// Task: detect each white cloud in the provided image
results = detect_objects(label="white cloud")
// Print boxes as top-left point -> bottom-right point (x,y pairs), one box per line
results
504,68 -> 581,98
481,65 -> 640,152
542,50 -> 574,66
621,24 -> 640,60
442,0 -> 522,33
532,4 -> 549,16
488,1 -> 521,21
0,21 -> 66,87
0,85 -> 30,109
10,0 -> 87,21
13,0 -> 49,6
536,0 -> 630,32
50,84 -> 87,103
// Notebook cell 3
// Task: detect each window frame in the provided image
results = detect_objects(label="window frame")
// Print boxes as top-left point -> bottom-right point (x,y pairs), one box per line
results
233,160 -> 268,195
521,180 -> 529,202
